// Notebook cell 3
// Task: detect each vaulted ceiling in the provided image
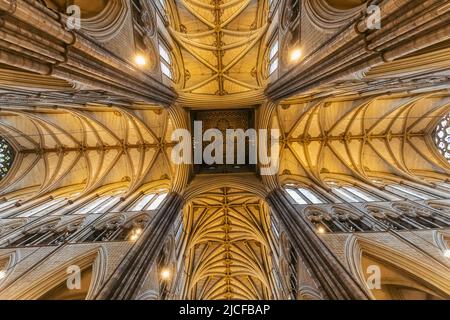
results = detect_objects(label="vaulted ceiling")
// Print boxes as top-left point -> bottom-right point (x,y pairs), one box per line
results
169,0 -> 268,108
276,94 -> 450,188
181,186 -> 278,300
0,105 -> 177,201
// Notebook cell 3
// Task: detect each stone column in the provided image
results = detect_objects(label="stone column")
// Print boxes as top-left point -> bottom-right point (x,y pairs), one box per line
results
95,192 -> 183,300
267,188 -> 370,300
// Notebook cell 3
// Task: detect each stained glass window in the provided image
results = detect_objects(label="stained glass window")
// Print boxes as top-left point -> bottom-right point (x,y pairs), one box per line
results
0,138 -> 14,180
435,113 -> 450,162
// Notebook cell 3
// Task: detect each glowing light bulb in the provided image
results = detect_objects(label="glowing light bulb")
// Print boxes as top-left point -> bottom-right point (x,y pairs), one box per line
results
134,54 -> 147,66
317,226 -> 326,234
290,47 -> 302,62
130,228 -> 143,242
130,234 -> 138,242
161,268 -> 171,281
0,270 -> 5,280
444,250 -> 450,258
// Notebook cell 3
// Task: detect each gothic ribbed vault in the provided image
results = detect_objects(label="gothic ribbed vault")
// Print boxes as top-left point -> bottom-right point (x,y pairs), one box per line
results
168,0 -> 268,108
0,105 -> 177,201
181,186 -> 278,300
276,95 -> 450,188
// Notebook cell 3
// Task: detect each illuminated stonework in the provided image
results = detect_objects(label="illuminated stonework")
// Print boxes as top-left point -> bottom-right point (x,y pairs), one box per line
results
435,113 -> 450,162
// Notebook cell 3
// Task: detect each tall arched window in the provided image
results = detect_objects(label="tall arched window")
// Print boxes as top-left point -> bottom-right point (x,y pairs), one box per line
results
75,194 -> 121,215
434,112 -> 450,162
328,182 -> 379,203
0,137 -> 14,180
268,37 -> 279,76
285,185 -> 326,204
386,184 -> 436,201
17,197 -> 68,218
159,42 -> 173,80
128,191 -> 168,212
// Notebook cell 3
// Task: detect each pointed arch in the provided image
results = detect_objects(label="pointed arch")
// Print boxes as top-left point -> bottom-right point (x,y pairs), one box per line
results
345,236 -> 450,300
0,251 -> 18,289
13,246 -> 107,300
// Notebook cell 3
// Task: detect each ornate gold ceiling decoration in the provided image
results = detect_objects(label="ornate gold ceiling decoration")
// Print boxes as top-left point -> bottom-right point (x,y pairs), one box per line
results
169,0 -> 268,108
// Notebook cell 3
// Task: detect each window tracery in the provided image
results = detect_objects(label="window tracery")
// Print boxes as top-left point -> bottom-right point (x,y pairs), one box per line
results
367,204 -> 450,231
306,207 -> 374,233
0,138 -> 14,180
6,220 -> 81,247
434,113 -> 450,162
81,215 -> 149,243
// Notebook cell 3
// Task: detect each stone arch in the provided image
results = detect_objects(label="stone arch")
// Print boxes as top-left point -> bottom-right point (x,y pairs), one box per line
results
0,251 -> 18,289
12,246 -> 107,300
345,236 -> 450,300
44,0 -> 129,42
433,231 -> 450,256
304,0 -> 366,33
136,289 -> 159,300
